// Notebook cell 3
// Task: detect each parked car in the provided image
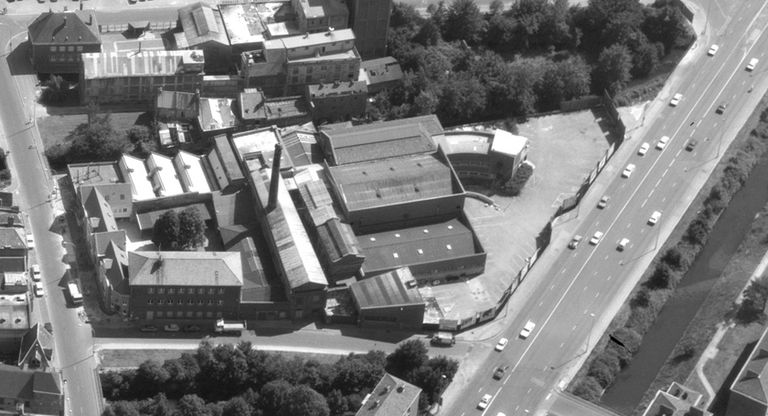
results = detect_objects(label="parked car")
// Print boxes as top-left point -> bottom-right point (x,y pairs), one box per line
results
44,322 -> 53,334
519,320 -> 536,339
638,142 -> 649,156
597,196 -> 610,209
477,394 -> 492,410
30,264 -> 41,282
656,135 -> 670,150
140,325 -> 159,332
617,238 -> 630,251
747,57 -> 759,71
164,324 -> 180,332
431,331 -> 455,346
686,139 -> 698,151
716,102 -> 727,114
670,93 -> 683,106
26,234 -> 34,249
33,281 -> 43,297
183,324 -> 201,333
493,366 -> 506,380
589,231 -> 604,245
707,44 -> 719,56
568,235 -> 583,249
648,211 -> 662,225
495,337 -> 509,351
622,163 -> 636,178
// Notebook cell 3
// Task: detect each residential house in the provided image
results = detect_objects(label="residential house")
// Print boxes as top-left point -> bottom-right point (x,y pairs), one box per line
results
306,80 -> 367,123
28,10 -> 101,74
292,0 -> 348,33
128,251 -> 243,321
17,324 -> 54,372
80,185 -> 126,266
643,382 -> 711,416
359,57 -> 404,93
0,228 -> 27,273
356,373 -> 421,416
98,241 -> 130,316
0,364 -> 62,416
729,325 -> 768,415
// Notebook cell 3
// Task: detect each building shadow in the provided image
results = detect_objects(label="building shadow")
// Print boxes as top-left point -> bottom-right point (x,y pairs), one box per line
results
708,340 -> 756,416
6,41 -> 35,76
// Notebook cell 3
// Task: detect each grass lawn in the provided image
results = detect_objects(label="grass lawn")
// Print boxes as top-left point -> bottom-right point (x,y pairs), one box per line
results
37,112 -> 151,148
99,348 -> 344,370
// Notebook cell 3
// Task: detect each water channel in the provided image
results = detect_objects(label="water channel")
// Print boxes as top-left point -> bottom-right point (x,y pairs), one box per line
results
600,151 -> 768,415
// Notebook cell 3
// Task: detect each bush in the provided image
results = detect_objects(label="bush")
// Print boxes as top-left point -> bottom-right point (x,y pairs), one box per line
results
684,217 -> 711,246
612,327 -> 642,354
587,358 -> 616,388
646,263 -> 677,290
661,247 -> 688,271
606,343 -> 632,368
572,377 -> 603,402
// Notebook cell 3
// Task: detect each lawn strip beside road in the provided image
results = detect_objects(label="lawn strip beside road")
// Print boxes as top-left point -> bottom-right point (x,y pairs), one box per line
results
567,94 -> 768,403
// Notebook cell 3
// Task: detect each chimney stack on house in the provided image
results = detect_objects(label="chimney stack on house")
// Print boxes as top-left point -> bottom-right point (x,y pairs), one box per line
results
267,143 -> 282,211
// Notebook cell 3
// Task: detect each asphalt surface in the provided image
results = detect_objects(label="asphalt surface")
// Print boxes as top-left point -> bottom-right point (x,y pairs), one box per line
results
452,1 -> 768,416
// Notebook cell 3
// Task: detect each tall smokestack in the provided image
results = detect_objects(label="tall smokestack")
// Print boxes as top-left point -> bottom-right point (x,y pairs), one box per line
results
267,143 -> 282,211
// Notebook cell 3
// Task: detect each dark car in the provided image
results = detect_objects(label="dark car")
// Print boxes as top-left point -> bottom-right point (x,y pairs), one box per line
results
686,139 -> 698,151
183,325 -> 201,333
716,102 -> 727,114
44,322 -> 53,334
140,325 -> 159,332
493,366 -> 506,380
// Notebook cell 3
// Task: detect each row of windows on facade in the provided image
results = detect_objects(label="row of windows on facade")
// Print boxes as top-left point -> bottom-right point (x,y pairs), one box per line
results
147,298 -> 224,305
152,310 -> 222,318
49,45 -> 86,52
292,64 -> 354,75
49,55 -> 80,62
287,41 -> 352,54
147,287 -> 226,295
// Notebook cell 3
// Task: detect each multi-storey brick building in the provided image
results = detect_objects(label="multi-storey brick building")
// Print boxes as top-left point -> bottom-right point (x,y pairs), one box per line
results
28,10 -> 101,74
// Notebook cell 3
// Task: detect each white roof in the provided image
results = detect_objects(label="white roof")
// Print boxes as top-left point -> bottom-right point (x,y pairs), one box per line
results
175,151 -> 212,194
491,129 -> 528,156
120,154 -> 155,201
232,128 -> 280,159
146,153 -> 184,197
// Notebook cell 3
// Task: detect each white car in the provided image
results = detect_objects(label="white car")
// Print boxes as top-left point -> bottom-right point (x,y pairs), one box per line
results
478,394 -> 492,410
597,195 -> 610,209
656,135 -> 670,150
495,337 -> 509,351
520,320 -> 536,339
622,163 -> 636,178
747,58 -> 759,71
670,93 -> 683,106
638,142 -> 649,156
649,211 -> 662,225
26,234 -> 34,249
33,281 -> 44,298
589,231 -> 604,245
30,265 -> 41,282
707,44 -> 719,56
617,238 -> 630,251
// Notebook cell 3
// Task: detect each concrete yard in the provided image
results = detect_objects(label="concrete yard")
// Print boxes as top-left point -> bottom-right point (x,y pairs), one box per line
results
423,109 -> 616,325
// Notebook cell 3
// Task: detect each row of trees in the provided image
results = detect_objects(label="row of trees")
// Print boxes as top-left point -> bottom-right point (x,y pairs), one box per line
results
102,340 -> 458,416
374,0 -> 693,125
572,106 -> 768,402
45,114 -> 158,170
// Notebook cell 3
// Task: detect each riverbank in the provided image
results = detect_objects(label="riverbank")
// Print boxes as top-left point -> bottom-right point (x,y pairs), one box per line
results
568,93 -> 768,411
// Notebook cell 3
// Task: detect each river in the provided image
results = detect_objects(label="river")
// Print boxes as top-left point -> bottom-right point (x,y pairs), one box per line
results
600,151 -> 768,415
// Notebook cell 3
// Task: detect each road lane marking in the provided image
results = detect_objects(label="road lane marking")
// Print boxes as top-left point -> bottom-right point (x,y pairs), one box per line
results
479,386 -> 504,416
668,160 -> 675,168
560,342 -> 565,348
561,269 -> 566,274
676,148 -> 683,157
642,197 -> 648,207
539,301 -> 544,306
655,178 -> 662,187
504,375 -> 511,384
550,284 -> 555,290
595,292 -> 600,298
627,223 -> 631,228
546,393 -> 552,400
662,168 -> 669,177
607,275 -> 612,281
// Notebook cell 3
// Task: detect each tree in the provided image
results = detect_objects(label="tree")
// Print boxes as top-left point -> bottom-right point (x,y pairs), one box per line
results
282,385 -> 330,416
47,114 -> 129,169
593,44 -> 632,95
738,276 -> 768,323
104,401 -> 141,416
483,14 -> 516,51
612,327 -> 642,354
443,0 -> 485,44
175,394 -> 211,416
684,217 -> 711,246
222,397 -> 252,416
152,210 -> 180,250
661,247 -> 688,271
386,340 -> 429,380
127,125 -> 158,158
572,376 -> 603,402
133,360 -> 170,398
630,39 -> 659,78
178,207 -> 206,250
647,262 -> 676,289
258,380 -> 293,416
435,76 -> 487,124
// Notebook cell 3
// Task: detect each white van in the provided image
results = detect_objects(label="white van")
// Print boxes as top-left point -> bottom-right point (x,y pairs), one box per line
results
747,58 -> 759,71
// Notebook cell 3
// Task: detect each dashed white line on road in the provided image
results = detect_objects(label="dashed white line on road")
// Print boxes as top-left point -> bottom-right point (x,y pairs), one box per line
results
714,122 -> 719,127
604,255 -> 609,260
550,284 -> 556,290
595,292 -> 600,298
662,168 -> 669,177
561,269 -> 566,274
560,342 -> 565,348
607,275 -> 612,281
539,301 -> 544,306
546,393 -> 552,400
642,197 -> 648,207
669,160 -> 674,168
655,178 -> 663,187
676,148 -> 683,157
626,223 -> 631,228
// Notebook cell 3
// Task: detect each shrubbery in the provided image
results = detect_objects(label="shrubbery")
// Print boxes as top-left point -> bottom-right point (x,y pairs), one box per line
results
573,105 -> 768,403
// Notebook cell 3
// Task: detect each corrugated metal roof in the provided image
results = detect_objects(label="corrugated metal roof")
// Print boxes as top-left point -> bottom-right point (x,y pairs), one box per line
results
349,268 -> 423,309
330,154 -> 456,212
359,218 -> 476,273
82,50 -> 205,80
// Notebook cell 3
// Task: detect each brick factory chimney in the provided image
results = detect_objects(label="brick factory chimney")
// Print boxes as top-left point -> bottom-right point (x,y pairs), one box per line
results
267,143 -> 282,211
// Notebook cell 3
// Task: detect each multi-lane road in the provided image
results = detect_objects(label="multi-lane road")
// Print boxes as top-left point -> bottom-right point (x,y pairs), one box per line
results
453,1 -> 768,416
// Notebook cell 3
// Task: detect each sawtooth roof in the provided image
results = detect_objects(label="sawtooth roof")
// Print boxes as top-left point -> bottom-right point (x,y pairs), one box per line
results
350,267 -> 423,310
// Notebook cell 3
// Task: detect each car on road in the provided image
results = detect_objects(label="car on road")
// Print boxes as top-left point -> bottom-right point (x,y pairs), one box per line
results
656,135 -> 670,150
477,394 -> 492,410
44,322 -> 53,334
686,139 -> 698,151
183,324 -> 202,333
648,211 -> 662,225
589,231 -> 604,245
30,264 -> 40,282
597,195 -> 610,209
495,337 -> 509,351
164,324 -> 180,332
617,238 -> 630,251
520,320 -> 536,339
622,163 -> 636,178
707,44 -> 719,56
716,102 -> 727,114
25,234 -> 34,249
638,142 -> 649,156
747,58 -> 759,71
568,235 -> 582,249
140,325 -> 159,332
493,366 -> 506,380
33,281 -> 43,297
670,93 -> 683,106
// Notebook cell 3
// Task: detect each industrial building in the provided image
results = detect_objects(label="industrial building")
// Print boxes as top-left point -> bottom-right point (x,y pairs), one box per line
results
28,10 -> 101,74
